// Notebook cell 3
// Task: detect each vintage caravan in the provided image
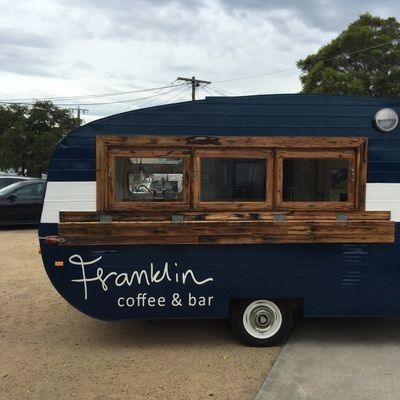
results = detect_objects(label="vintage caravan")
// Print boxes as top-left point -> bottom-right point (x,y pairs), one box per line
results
39,94 -> 400,346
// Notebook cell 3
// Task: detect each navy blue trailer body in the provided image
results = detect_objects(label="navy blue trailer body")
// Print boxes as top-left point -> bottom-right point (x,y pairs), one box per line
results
39,94 -> 400,346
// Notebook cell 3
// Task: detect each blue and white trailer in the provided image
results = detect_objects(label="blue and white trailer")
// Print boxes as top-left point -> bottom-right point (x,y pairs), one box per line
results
39,94 -> 400,346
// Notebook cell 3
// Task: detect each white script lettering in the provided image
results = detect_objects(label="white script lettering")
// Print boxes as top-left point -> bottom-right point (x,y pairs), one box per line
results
69,254 -> 214,300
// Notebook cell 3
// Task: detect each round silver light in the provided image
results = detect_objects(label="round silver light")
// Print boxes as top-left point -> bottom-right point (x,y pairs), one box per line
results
374,108 -> 398,132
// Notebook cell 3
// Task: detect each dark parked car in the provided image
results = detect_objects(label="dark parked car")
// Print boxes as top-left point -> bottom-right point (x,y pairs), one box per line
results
0,176 -> 37,189
0,179 -> 46,225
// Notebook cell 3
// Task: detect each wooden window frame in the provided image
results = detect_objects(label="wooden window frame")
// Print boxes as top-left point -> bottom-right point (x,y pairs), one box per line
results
97,135 -> 367,213
275,149 -> 358,210
98,144 -> 191,212
194,149 -> 273,210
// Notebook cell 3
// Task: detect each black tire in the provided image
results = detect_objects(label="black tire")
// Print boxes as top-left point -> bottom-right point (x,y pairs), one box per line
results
230,299 -> 293,347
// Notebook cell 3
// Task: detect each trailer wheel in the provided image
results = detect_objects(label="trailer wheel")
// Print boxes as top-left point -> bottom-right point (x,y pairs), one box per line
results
230,299 -> 292,347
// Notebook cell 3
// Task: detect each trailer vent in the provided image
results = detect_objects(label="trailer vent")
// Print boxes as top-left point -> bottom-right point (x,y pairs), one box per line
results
341,244 -> 369,287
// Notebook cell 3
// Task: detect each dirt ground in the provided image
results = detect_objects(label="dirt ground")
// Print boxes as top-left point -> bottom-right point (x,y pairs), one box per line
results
0,229 -> 280,400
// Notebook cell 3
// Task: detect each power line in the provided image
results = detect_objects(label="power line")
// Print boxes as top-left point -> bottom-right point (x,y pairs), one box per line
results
70,85 -> 186,106
214,67 -> 297,84
138,85 -> 190,109
119,85 -> 187,112
214,39 -> 397,84
173,91 -> 194,103
0,84 -> 186,107
202,85 -> 228,97
312,39 -> 399,63
0,82 -> 181,102
118,86 -> 173,113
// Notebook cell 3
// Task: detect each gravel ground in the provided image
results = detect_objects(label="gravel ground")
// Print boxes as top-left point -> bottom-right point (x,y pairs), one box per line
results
0,229 -> 280,400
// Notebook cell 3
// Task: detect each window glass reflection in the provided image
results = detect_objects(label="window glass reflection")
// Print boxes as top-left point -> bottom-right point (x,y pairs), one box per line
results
283,158 -> 349,202
115,157 -> 183,202
201,158 -> 266,201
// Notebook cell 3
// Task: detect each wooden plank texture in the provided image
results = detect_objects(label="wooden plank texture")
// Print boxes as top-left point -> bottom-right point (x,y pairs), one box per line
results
59,219 -> 395,246
60,210 -> 392,222
100,135 -> 366,149
96,136 -> 107,211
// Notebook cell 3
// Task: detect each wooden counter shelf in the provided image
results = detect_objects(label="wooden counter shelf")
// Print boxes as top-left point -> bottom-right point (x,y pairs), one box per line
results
58,211 -> 395,246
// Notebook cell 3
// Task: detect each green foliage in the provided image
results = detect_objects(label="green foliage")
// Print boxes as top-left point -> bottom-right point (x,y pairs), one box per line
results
297,13 -> 400,97
0,101 -> 80,177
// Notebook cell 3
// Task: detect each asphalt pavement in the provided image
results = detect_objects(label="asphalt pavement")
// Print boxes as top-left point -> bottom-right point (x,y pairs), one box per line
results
256,317 -> 400,400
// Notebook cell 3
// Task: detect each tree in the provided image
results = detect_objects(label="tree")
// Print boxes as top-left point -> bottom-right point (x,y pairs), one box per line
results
0,101 -> 81,177
297,13 -> 400,97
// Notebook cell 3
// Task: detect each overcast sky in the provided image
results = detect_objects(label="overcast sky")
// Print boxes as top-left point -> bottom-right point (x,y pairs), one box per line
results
0,0 -> 399,122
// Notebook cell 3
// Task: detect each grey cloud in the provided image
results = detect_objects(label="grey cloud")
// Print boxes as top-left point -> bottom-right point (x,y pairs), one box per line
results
69,62 -> 92,72
0,13 -> 59,77
56,0 -> 209,43
219,0 -> 400,30
0,28 -> 55,49
57,0 -> 400,48
74,0 -> 400,34
67,0 -> 204,11
100,71 -> 163,90
0,47 -> 56,77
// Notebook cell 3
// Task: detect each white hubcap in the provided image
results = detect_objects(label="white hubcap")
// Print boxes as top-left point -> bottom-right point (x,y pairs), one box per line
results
242,300 -> 282,339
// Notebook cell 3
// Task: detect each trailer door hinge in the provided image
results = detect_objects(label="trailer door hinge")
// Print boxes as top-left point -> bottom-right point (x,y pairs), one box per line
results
350,167 -> 356,182
100,214 -> 112,223
273,214 -> 286,222
171,214 -> 184,223
336,213 -> 348,222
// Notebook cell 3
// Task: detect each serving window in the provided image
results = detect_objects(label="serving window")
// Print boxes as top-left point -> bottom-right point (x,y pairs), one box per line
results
194,149 -> 273,210
114,157 -> 184,202
276,150 -> 357,210
105,147 -> 191,211
96,136 -> 367,212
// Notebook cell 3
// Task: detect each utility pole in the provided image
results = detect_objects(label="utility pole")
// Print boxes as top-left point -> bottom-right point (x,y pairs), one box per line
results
76,105 -> 89,120
69,106 -> 89,123
177,76 -> 211,101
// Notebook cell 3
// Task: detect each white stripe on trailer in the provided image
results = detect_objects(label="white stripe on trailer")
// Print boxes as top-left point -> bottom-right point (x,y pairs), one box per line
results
41,181 -> 400,223
41,181 -> 96,223
366,183 -> 400,222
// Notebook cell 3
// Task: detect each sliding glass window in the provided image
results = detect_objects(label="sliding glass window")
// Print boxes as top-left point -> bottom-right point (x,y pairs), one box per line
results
276,150 -> 357,210
107,148 -> 190,210
195,150 -> 273,210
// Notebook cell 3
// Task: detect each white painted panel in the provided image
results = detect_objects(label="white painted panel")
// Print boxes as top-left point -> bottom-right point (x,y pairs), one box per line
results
41,181 -> 96,223
41,181 -> 400,224
366,183 -> 400,222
